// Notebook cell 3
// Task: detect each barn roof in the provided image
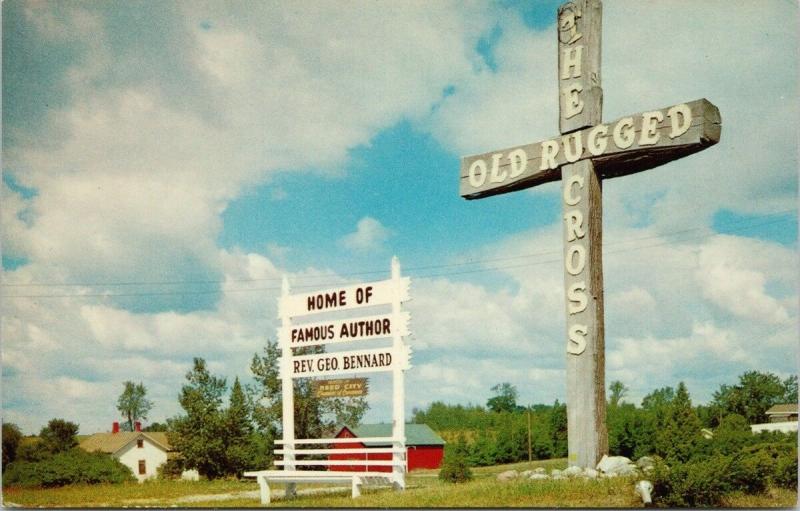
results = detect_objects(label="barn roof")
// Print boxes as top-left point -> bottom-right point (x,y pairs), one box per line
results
766,404 -> 798,415
339,423 -> 445,446
79,432 -> 171,454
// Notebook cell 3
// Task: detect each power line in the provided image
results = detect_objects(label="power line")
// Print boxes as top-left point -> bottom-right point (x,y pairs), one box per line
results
2,213 -> 794,299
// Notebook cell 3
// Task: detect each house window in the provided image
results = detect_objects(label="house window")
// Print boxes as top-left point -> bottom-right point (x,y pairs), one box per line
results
137,439 -> 144,448
138,460 -> 146,475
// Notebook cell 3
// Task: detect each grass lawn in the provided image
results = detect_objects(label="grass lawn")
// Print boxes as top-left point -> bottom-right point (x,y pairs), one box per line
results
3,459 -> 797,508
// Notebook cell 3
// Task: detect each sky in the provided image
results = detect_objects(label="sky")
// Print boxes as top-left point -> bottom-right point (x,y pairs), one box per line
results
2,0 -> 798,435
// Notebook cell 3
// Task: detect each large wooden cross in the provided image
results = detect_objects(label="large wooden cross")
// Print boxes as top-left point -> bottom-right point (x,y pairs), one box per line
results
459,0 -> 721,468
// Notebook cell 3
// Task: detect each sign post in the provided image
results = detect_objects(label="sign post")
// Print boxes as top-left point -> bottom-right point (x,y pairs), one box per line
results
277,256 -> 412,488
459,0 -> 721,468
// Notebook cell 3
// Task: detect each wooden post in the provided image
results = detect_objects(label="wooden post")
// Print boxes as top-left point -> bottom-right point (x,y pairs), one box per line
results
527,409 -> 532,462
280,276 -> 297,498
391,256 -> 406,489
558,0 -> 607,469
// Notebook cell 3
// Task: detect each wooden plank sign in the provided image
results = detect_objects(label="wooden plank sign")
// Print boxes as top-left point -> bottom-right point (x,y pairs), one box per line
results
313,378 -> 368,398
279,311 -> 410,348
283,345 -> 413,379
460,99 -> 721,199
279,277 -> 410,319
276,257 -> 412,491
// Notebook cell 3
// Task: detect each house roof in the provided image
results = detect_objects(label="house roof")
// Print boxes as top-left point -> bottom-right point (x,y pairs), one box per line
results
79,432 -> 171,454
338,423 -> 445,446
766,404 -> 798,415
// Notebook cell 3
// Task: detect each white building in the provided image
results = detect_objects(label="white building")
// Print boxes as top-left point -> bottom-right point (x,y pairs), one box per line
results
79,423 -> 170,482
750,403 -> 799,434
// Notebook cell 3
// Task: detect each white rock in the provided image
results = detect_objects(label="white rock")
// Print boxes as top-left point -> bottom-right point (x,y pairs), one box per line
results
597,455 -> 637,476
529,473 -> 549,480
497,470 -> 519,482
583,468 -> 599,479
533,467 -> 546,474
636,456 -> 655,469
550,469 -> 562,477
562,466 -> 583,478
635,480 -> 654,505
180,469 -> 200,481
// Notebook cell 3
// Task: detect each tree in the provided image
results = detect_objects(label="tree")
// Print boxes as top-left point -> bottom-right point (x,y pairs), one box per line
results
224,377 -> 255,477
249,340 -> 369,441
654,382 -> 701,463
39,419 -> 79,454
486,383 -> 518,413
143,422 -> 168,432
117,381 -> 153,431
168,358 -> 228,479
711,371 -> 797,424
549,400 -> 568,458
2,422 -> 23,469
608,380 -> 629,407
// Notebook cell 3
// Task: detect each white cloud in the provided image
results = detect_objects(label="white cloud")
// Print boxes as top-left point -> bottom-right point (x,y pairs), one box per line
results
339,217 -> 392,253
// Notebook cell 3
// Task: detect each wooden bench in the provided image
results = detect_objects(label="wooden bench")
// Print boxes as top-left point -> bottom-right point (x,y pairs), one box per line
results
243,469 -> 397,504
243,436 -> 406,504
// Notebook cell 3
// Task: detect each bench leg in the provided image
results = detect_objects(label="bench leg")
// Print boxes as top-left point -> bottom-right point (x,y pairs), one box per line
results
257,475 -> 271,505
352,476 -> 362,498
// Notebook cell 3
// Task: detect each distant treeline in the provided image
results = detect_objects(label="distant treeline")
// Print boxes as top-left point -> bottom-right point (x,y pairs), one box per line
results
412,371 -> 797,467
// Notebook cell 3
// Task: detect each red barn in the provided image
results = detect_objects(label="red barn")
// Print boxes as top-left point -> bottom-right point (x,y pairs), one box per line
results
330,423 -> 445,472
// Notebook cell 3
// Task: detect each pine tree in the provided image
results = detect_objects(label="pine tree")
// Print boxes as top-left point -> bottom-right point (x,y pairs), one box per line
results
225,377 -> 254,476
655,382 -> 701,463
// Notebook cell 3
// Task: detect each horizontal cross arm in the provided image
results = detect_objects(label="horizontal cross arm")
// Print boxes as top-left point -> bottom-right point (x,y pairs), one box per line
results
460,98 -> 720,199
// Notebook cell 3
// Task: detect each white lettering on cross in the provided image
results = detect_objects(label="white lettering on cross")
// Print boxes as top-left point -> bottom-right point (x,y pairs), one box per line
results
562,83 -> 585,119
561,45 -> 584,79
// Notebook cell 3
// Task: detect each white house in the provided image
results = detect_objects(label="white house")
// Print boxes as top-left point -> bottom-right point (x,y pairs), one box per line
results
79,422 -> 170,482
750,403 -> 799,434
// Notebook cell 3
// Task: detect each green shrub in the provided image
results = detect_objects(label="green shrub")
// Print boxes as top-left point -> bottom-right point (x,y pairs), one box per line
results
651,455 -> 731,507
438,451 -> 473,484
728,449 -> 770,494
773,451 -> 798,489
3,449 -> 135,487
157,456 -> 186,480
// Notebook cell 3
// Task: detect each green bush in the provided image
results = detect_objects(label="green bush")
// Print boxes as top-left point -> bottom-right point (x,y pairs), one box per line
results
438,452 -> 473,484
773,451 -> 798,489
157,456 -> 186,480
651,455 -> 731,507
3,448 -> 135,487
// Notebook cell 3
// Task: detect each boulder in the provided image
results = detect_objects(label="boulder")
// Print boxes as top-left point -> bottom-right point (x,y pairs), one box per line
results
497,470 -> 519,482
533,467 -> 546,474
583,468 -> 599,479
550,469 -> 562,478
180,469 -> 200,481
562,466 -> 583,478
520,470 -> 534,478
635,480 -> 654,505
529,473 -> 549,480
596,455 -> 637,476
636,456 -> 655,469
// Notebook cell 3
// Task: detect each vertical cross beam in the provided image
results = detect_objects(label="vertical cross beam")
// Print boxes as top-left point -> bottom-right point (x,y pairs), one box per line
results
558,0 -> 607,468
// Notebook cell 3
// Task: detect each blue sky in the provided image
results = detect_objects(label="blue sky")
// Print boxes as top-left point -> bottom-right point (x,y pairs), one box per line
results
2,0 -> 797,434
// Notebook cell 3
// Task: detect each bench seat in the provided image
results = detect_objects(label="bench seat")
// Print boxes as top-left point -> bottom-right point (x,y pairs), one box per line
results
243,470 -> 396,504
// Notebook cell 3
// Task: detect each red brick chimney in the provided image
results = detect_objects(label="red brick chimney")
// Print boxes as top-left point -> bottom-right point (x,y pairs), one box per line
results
134,421 -> 142,432
112,421 -> 120,434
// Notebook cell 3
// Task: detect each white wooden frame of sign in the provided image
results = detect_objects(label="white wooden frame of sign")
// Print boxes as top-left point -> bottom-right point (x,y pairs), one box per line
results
245,257 -> 412,504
